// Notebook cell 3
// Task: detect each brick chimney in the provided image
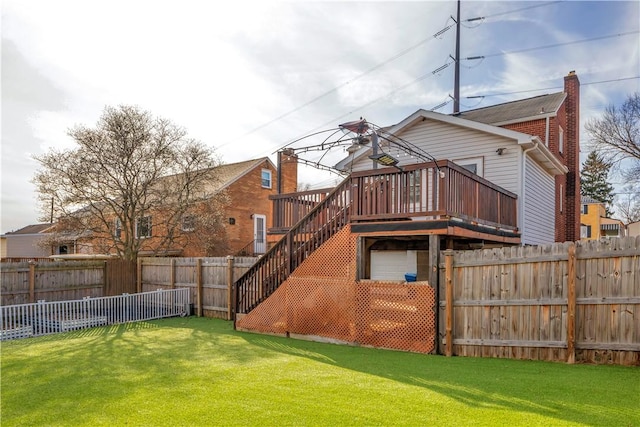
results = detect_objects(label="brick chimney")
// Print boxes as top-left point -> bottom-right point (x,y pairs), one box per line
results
277,148 -> 298,194
563,70 -> 581,242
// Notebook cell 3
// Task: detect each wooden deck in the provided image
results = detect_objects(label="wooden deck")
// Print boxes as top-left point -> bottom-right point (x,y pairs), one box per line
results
270,160 -> 519,243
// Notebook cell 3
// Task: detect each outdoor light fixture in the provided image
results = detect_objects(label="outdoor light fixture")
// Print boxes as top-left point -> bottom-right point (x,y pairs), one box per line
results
369,153 -> 399,167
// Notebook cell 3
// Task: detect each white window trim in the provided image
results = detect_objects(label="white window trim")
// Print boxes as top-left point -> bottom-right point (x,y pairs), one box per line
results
261,169 -> 272,189
453,156 -> 484,177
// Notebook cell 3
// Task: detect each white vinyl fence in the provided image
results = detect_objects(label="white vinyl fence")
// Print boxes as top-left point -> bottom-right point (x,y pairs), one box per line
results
0,288 -> 190,340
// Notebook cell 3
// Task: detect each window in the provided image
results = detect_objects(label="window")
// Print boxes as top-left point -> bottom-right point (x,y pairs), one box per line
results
559,126 -> 564,154
58,245 -> 68,255
453,157 -> 484,177
181,215 -> 195,232
581,204 -> 588,214
560,184 -> 564,213
114,218 -> 122,239
581,225 -> 592,239
136,216 -> 152,238
261,169 -> 272,188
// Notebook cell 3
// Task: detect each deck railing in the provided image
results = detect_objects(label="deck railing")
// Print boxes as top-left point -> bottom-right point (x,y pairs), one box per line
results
235,178 -> 351,315
269,187 -> 334,233
275,160 -> 518,231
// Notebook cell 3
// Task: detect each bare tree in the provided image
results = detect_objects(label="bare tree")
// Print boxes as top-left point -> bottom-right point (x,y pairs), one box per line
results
33,105 -> 227,260
614,183 -> 640,224
584,93 -> 640,180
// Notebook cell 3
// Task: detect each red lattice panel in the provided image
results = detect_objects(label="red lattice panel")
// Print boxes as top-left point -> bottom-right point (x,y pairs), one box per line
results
236,226 -> 436,354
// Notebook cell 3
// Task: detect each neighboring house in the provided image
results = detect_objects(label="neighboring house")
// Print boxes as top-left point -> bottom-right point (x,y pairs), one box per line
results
193,154 -> 297,256
54,154 -> 298,258
1,223 -> 57,259
580,196 -> 626,240
627,221 -> 640,237
233,71 -> 584,349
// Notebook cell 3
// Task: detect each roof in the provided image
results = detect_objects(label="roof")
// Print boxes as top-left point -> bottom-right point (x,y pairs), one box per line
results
581,196 -> 602,204
159,157 -> 274,195
3,223 -> 54,235
335,109 -> 567,176
455,92 -> 566,125
205,157 -> 273,193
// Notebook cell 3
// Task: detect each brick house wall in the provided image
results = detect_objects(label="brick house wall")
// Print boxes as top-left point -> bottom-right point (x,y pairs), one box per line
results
222,159 -> 278,255
183,154 -> 298,256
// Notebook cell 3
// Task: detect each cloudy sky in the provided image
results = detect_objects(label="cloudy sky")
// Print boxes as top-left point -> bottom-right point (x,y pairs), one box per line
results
2,0 -> 639,233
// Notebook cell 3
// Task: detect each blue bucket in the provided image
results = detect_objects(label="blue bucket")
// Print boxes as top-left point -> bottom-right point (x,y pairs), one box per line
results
405,273 -> 417,282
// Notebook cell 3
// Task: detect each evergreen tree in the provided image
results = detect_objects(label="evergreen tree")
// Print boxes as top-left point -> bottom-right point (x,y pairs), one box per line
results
580,151 -> 615,216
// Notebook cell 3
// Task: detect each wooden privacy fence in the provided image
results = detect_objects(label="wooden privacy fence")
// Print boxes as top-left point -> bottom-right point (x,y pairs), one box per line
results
440,236 -> 639,365
139,256 -> 258,319
1,259 -> 137,305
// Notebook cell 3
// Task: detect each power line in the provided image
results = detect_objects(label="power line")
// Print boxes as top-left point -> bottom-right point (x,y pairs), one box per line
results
217,22 -> 456,150
223,5 -> 638,170
465,76 -> 640,99
466,31 -> 639,60
279,31 -> 638,151
466,1 -> 564,22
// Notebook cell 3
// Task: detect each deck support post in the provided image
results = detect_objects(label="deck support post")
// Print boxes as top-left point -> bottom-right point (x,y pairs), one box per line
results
429,234 -> 441,354
444,249 -> 454,357
227,256 -> 235,321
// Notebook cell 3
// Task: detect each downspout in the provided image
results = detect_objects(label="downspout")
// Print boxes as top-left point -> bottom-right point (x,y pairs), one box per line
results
521,140 -> 539,245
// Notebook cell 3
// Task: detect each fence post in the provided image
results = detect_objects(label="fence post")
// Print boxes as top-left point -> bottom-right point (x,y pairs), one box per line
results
137,258 -> 142,293
227,256 -> 235,320
429,234 -> 440,354
444,249 -> 454,357
103,260 -> 108,297
567,243 -> 576,364
196,258 -> 203,317
28,261 -> 36,303
170,259 -> 176,289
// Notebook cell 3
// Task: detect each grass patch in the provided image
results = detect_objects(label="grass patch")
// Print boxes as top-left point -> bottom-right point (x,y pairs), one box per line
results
2,317 -> 639,426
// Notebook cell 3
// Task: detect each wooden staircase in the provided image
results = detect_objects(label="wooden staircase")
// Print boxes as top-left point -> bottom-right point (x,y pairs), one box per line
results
234,176 -> 352,320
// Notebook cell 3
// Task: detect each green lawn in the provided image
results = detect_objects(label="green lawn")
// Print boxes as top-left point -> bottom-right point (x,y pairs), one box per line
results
1,317 -> 638,426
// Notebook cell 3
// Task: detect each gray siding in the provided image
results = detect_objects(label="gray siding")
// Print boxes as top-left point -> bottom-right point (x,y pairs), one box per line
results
523,156 -> 555,245
5,235 -> 51,257
353,119 -> 521,195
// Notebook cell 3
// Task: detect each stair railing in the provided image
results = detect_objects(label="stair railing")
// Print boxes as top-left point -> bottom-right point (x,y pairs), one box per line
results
234,176 -> 352,319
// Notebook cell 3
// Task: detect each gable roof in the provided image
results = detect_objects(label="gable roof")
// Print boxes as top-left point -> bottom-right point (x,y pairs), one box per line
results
3,223 -> 55,235
205,157 -> 274,193
455,92 -> 566,125
335,109 -> 567,175
391,109 -> 539,142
